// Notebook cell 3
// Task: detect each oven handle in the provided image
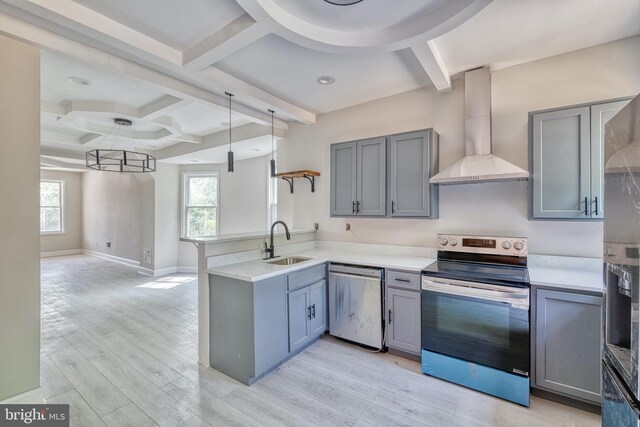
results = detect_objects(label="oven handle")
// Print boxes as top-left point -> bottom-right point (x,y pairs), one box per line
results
422,277 -> 529,307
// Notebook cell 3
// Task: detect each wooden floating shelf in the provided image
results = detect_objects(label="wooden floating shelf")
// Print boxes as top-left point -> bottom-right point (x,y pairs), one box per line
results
275,170 -> 320,193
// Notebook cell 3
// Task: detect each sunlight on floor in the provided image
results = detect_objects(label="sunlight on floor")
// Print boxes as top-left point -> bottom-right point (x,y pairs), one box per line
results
136,276 -> 195,289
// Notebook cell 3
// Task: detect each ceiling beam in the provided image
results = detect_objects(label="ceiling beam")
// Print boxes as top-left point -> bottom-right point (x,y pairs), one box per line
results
182,13 -> 268,72
411,40 -> 452,93
199,66 -> 316,124
0,10 -> 292,131
156,122 -> 284,161
0,3 -> 315,125
139,96 -> 192,120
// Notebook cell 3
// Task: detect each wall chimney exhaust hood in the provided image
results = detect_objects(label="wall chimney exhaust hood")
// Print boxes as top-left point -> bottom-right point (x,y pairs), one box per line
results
430,67 -> 529,185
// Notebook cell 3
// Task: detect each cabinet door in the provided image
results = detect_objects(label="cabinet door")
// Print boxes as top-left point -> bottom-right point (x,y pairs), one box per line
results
590,100 -> 630,219
389,131 -> 433,217
356,137 -> 386,216
330,141 -> 357,216
535,289 -> 602,403
532,107 -> 591,218
309,280 -> 327,338
288,287 -> 310,353
386,287 -> 421,354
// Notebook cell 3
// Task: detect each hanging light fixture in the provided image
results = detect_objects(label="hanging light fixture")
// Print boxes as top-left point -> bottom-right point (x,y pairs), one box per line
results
85,118 -> 156,173
269,109 -> 276,177
226,92 -> 235,173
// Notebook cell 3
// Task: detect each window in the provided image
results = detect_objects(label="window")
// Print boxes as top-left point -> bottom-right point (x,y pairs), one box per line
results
40,180 -> 64,234
182,173 -> 218,238
267,159 -> 277,225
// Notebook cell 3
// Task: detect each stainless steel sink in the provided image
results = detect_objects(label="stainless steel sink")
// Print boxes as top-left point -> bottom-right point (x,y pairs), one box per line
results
267,256 -> 312,266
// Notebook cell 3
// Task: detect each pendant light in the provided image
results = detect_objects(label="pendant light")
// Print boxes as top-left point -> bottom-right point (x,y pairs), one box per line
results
226,92 -> 234,173
269,109 -> 276,177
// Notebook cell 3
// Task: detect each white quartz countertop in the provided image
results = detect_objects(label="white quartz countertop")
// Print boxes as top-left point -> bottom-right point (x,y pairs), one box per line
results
180,228 -> 315,244
528,266 -> 603,294
206,245 -> 604,294
207,248 -> 435,282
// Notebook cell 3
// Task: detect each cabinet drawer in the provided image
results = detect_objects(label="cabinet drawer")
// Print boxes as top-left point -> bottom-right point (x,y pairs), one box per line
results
288,264 -> 326,291
386,270 -> 421,291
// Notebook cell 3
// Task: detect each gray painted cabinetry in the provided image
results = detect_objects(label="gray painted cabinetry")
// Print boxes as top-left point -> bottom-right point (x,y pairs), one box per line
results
330,129 -> 439,218
389,130 -> 439,217
533,287 -> 603,404
530,99 -> 629,219
330,138 -> 386,216
209,264 -> 327,385
288,279 -> 327,352
385,269 -> 421,355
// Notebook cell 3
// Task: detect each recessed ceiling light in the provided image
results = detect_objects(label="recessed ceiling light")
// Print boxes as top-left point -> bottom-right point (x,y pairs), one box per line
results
250,148 -> 261,152
189,159 -> 199,163
317,76 -> 335,85
324,0 -> 363,5
220,121 -> 229,126
67,76 -> 91,86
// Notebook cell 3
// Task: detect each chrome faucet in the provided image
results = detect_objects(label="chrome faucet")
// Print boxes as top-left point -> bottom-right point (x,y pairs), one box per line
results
265,221 -> 291,259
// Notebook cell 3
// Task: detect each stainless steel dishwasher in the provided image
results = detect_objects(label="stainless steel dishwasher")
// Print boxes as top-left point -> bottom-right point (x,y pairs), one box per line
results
328,263 -> 384,350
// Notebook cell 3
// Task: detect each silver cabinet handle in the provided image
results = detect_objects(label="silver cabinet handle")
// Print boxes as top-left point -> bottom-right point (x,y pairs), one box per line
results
394,277 -> 411,283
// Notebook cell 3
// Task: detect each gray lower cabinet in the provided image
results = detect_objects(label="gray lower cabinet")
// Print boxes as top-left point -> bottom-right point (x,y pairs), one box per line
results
209,264 -> 327,385
209,274 -> 289,385
534,288 -> 603,404
389,130 -> 439,218
385,270 -> 421,355
288,279 -> 327,352
530,99 -> 629,219
330,138 -> 386,216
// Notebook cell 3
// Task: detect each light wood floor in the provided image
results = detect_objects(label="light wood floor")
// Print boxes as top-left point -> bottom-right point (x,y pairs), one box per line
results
41,254 -> 600,427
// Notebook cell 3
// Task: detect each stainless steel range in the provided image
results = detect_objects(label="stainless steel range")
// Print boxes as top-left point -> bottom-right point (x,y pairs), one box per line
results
421,234 -> 530,406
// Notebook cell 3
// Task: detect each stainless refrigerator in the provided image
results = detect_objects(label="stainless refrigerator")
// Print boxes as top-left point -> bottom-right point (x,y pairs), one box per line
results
603,93 -> 640,426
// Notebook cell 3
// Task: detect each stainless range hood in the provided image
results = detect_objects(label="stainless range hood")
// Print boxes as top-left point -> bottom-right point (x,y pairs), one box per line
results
430,67 -> 529,185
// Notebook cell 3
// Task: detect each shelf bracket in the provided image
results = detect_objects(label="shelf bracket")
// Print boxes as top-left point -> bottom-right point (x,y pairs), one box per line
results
303,174 -> 316,192
281,177 -> 294,193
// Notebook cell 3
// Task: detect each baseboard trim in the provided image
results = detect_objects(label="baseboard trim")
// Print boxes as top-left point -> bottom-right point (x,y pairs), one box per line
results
82,250 -> 140,267
177,266 -> 198,274
1,387 -> 44,404
40,249 -> 83,258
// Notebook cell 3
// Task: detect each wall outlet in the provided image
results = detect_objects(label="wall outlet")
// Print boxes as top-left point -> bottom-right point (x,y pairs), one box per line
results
106,241 -> 111,248
143,248 -> 152,265
345,223 -> 351,231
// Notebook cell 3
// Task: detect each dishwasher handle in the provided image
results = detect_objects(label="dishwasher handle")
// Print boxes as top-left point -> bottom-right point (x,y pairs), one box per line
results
328,263 -> 383,279
329,271 -> 381,281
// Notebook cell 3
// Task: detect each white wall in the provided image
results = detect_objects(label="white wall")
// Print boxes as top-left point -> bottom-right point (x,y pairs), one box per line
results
0,34 -> 41,401
177,155 -> 271,268
40,170 -> 83,254
277,36 -> 640,258
153,164 -> 179,271
82,171 -> 144,263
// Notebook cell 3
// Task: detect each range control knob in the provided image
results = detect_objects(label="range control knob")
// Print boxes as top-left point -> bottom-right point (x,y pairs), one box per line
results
513,241 -> 524,251
449,238 -> 458,247
439,237 -> 449,246
501,241 -> 512,250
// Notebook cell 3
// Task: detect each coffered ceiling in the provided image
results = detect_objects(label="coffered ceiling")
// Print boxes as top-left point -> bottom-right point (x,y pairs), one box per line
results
0,0 -> 637,166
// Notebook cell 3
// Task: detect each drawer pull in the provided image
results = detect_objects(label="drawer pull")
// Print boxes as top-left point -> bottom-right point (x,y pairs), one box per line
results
394,278 -> 411,283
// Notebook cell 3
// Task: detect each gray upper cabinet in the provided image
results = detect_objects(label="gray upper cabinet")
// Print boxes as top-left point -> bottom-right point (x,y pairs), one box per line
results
357,138 -> 387,216
534,288 -> 602,404
330,129 -> 439,218
531,99 -> 629,220
330,141 -> 357,216
590,100 -> 630,219
532,106 -> 591,219
330,138 -> 385,216
389,130 -> 439,218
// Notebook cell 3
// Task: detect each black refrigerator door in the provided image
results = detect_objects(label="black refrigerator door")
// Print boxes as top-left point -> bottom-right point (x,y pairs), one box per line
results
603,358 -> 640,427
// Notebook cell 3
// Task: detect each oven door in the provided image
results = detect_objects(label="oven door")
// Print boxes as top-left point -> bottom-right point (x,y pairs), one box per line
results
421,276 -> 530,376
